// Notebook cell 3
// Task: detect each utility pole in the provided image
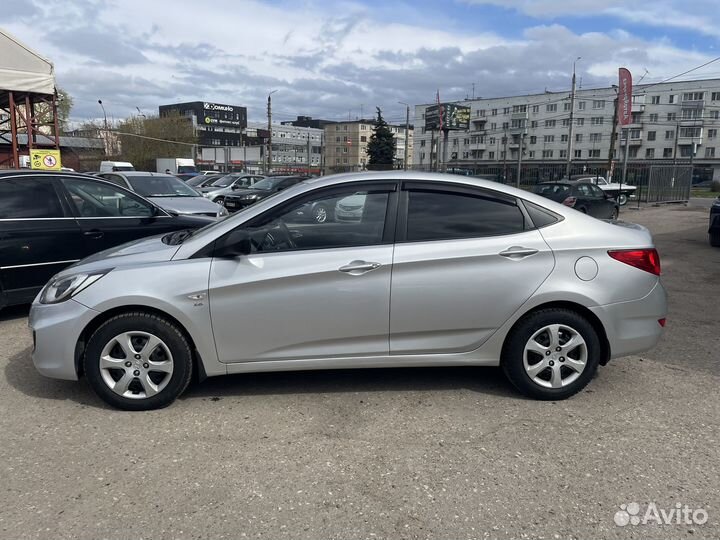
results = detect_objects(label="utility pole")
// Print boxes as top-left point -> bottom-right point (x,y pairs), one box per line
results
621,126 -> 629,188
266,90 -> 277,174
502,131 -> 508,182
565,57 -> 581,178
672,121 -> 679,184
430,130 -> 436,171
98,99 -> 109,156
398,102 -> 410,171
607,90 -> 619,181
516,133 -> 525,188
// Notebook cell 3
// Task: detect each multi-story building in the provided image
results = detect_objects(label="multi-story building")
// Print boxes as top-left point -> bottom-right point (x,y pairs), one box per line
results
248,122 -> 323,173
413,78 -> 720,181
159,101 -> 247,147
324,119 -> 414,173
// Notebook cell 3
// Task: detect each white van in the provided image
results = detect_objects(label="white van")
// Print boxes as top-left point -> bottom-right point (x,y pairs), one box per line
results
99,161 -> 135,172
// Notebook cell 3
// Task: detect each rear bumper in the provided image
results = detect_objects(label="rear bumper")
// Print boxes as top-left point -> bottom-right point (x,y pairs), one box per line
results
590,280 -> 667,360
29,299 -> 98,380
709,212 -> 720,234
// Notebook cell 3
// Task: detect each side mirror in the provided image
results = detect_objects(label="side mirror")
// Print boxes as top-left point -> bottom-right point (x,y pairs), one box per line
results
231,184 -> 240,190
215,229 -> 252,258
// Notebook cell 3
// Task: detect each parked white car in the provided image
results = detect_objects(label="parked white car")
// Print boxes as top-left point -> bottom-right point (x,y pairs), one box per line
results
572,176 -> 636,205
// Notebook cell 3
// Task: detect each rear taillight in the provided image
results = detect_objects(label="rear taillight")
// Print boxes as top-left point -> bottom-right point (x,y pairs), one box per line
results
658,318 -> 666,327
562,196 -> 577,207
607,248 -> 661,275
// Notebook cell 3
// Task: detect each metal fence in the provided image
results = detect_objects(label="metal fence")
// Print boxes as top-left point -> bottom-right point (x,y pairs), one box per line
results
410,161 -> 693,204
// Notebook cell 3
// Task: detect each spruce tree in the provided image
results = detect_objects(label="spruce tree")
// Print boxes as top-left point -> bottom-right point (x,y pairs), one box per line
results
367,107 -> 396,167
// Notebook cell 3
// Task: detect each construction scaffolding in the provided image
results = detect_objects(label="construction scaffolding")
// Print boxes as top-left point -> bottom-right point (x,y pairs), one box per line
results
0,28 -> 58,168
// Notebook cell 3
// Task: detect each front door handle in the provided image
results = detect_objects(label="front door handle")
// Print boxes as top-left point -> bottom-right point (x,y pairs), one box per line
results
338,260 -> 381,275
83,229 -> 104,240
499,246 -> 538,259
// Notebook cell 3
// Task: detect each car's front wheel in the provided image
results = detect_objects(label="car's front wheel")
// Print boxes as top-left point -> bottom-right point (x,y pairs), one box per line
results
501,308 -> 601,400
84,312 -> 193,410
609,207 -> 619,220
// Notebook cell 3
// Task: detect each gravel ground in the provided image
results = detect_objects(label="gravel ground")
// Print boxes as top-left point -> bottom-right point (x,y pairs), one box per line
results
0,203 -> 718,540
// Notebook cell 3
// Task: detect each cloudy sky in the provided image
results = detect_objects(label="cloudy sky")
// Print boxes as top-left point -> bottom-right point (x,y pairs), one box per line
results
5,0 -> 720,126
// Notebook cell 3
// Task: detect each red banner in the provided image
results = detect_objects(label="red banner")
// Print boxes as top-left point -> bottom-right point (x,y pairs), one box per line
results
617,68 -> 632,126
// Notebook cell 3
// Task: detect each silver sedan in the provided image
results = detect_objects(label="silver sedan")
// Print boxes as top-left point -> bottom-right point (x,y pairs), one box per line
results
29,172 -> 667,410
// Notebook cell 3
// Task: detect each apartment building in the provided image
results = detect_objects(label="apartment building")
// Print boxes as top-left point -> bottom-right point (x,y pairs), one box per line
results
413,78 -> 720,180
324,119 -> 413,173
247,122 -> 323,173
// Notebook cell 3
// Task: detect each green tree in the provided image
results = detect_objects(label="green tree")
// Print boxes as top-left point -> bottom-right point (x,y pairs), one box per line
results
367,107 -> 396,168
117,113 -> 197,171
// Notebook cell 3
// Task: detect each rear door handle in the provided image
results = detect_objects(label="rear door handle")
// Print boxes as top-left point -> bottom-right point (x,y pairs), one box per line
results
83,229 -> 104,240
499,246 -> 538,259
338,260 -> 381,275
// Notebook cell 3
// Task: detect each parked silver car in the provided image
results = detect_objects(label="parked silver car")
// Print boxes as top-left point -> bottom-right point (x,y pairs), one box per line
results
97,172 -> 227,218
196,173 -> 265,204
30,172 -> 667,410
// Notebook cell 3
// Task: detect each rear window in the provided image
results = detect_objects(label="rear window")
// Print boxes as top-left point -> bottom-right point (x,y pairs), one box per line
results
531,184 -> 570,196
0,177 -> 64,219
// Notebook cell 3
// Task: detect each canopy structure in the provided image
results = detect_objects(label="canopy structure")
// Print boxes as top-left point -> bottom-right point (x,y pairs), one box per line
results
0,28 -> 59,168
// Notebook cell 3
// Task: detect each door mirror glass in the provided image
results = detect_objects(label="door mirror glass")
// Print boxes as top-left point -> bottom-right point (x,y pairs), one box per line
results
215,229 -> 252,258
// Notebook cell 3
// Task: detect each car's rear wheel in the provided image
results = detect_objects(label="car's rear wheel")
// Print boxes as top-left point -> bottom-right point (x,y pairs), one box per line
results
710,232 -> 720,247
84,312 -> 193,410
617,193 -> 628,206
609,207 -> 619,220
501,308 -> 601,400
313,204 -> 329,223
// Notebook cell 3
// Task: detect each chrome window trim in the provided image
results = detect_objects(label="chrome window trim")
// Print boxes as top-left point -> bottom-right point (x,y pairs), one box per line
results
0,259 -> 80,270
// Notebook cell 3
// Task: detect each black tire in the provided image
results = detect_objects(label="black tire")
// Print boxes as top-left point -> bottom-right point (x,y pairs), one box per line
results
84,312 -> 193,410
215,196 -> 225,206
610,206 -> 619,220
710,232 -> 720,247
617,193 -> 628,206
501,308 -> 601,400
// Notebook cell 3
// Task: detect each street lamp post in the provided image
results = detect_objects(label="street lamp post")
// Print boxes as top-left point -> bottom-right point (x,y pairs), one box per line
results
267,90 -> 278,174
98,99 -> 110,156
565,57 -> 581,178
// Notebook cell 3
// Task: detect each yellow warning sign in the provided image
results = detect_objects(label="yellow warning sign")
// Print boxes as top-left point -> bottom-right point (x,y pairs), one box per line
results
30,149 -> 62,171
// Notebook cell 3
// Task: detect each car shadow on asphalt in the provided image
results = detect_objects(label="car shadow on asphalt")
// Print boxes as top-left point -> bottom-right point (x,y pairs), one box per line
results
181,366 -> 521,402
4,347 -> 112,409
6,345 -> 523,408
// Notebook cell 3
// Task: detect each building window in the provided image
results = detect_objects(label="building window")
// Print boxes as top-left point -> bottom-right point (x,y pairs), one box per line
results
663,148 -> 673,158
502,122 -> 509,129
530,120 -> 538,128
592,100 -> 605,109
529,135 -> 537,144
589,149 -> 601,158
491,109 -> 497,116
589,133 -> 602,142
706,147 -> 716,158
578,101 -> 586,110
513,105 -> 527,113
576,118 -> 584,126
651,95 -> 660,105
630,129 -> 641,139
679,127 -> 701,138
546,104 -> 557,112
360,124 -> 367,130
531,105 -> 539,113
645,148 -> 655,159
574,149 -> 582,158
561,118 -> 570,127
343,147 -> 348,153
528,151 -> 535,158
631,112 -> 642,124
503,107 -> 510,114
590,117 -> 603,125
488,151 -> 495,159
480,109 -> 486,117
500,151 -> 506,159
709,129 -> 718,138
563,102 -> 571,111
682,92 -> 704,101
559,149 -> 567,158
668,95 -> 675,104
360,135 -> 367,142
542,150 -> 553,158
665,130 -> 674,140
680,146 -> 693,158
711,111 -> 720,119
545,120 -> 556,128
628,147 -> 639,158
543,135 -> 554,143
491,123 -> 497,130
420,139 -> 425,147
647,131 -> 656,141
649,113 -> 659,123
561,134 -> 568,142
575,134 -> 583,143
489,137 -> 496,145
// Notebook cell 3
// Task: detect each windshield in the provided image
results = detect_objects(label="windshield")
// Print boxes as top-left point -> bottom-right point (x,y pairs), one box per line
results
127,175 -> 200,197
210,175 -> 241,188
186,175 -> 212,187
251,177 -> 284,191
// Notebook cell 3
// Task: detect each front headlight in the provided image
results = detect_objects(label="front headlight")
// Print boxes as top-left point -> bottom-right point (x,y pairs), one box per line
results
39,269 -> 112,304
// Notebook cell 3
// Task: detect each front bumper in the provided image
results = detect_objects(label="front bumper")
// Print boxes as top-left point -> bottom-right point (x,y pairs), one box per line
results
29,299 -> 98,381
590,280 -> 667,360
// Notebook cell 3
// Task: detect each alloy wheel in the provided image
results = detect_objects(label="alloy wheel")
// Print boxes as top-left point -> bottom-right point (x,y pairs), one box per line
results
313,206 -> 328,223
98,331 -> 174,399
523,324 -> 587,389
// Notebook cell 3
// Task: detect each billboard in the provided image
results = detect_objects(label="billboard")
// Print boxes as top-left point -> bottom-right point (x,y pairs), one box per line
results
617,68 -> 632,126
424,103 -> 471,131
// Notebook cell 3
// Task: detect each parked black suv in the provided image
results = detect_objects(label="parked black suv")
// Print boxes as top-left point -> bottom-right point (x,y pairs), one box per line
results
0,170 -> 213,308
222,175 -> 308,213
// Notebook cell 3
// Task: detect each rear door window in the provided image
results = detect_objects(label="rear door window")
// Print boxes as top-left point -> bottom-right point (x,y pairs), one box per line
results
61,178 -> 154,217
0,177 -> 65,219
405,189 -> 525,242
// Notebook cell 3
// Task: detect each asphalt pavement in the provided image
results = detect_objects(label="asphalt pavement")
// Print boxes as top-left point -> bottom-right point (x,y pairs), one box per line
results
0,204 -> 718,539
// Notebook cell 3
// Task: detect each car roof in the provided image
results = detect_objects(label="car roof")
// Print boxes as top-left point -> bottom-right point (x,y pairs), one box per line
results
0,169 -> 98,178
